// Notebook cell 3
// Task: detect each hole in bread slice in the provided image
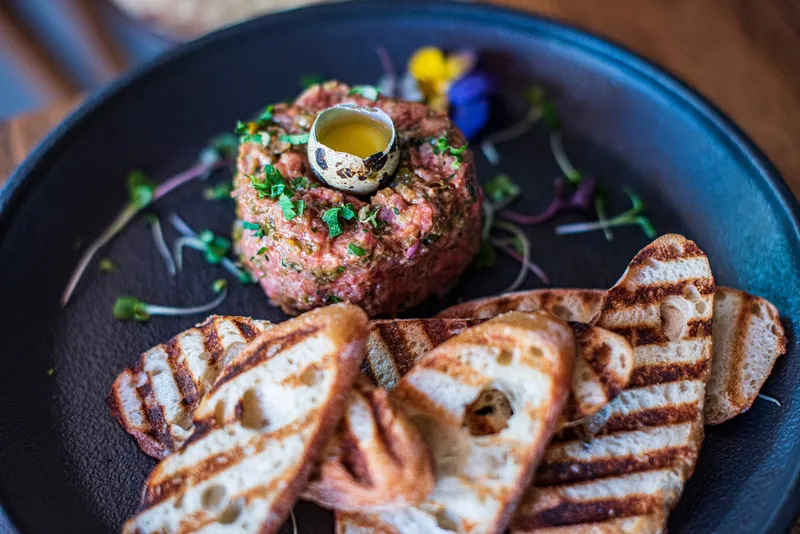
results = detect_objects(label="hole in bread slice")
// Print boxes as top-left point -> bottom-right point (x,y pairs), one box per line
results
660,297 -> 692,340
463,388 -> 513,436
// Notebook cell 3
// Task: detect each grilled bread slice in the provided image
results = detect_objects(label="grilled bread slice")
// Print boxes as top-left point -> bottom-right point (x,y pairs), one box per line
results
705,287 -> 786,424
511,234 -> 714,533
350,311 -> 575,534
440,286 -> 786,425
437,289 -> 604,323
365,318 -> 633,425
123,303 -> 368,534
107,315 -> 272,458
302,377 -> 436,512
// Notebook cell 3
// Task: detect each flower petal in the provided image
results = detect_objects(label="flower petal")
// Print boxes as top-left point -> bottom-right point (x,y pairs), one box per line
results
448,71 -> 493,105
452,98 -> 491,139
445,49 -> 478,80
409,46 -> 447,82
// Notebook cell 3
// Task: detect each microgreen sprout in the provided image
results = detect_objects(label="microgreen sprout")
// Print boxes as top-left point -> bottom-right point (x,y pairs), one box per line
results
555,188 -> 657,238
168,213 -> 253,284
757,393 -> 781,407
502,177 -> 596,226
113,280 -> 228,322
203,181 -> 233,200
62,135 -> 235,306
491,221 -> 549,291
593,187 -> 614,241
480,89 -> 544,165
432,136 -> 468,169
147,214 -> 176,276
484,174 -> 520,207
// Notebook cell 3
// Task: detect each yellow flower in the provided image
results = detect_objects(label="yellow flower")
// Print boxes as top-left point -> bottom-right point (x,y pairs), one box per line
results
408,46 -> 473,111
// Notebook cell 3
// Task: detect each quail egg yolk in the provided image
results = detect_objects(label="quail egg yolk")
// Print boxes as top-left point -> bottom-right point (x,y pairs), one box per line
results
318,117 -> 391,159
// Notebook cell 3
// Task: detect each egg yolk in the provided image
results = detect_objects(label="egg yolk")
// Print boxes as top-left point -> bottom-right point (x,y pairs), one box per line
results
318,117 -> 391,159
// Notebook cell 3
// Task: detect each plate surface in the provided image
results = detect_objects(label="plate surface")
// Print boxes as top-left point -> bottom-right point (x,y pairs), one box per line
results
1,1 -> 799,533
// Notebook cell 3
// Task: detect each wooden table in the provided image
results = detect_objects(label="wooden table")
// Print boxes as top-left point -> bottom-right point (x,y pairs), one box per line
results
0,0 -> 799,530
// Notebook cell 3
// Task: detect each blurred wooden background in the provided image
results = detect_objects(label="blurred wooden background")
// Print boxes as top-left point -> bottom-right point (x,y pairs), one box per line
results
2,0 -> 800,201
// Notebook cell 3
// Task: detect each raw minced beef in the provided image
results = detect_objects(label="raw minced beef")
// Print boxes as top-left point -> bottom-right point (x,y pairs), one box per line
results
233,81 -> 482,317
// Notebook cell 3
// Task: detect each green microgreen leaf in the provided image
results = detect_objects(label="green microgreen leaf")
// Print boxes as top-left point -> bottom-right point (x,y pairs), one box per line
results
484,174 -> 520,205
113,296 -> 151,322
474,240 -> 497,269
623,187 -> 645,213
348,85 -> 380,101
203,181 -> 233,200
347,243 -> 367,256
212,279 -> 228,293
126,170 -> 155,209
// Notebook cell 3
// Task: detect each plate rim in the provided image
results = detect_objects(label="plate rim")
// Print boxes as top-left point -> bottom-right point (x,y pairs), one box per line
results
0,1 -> 798,532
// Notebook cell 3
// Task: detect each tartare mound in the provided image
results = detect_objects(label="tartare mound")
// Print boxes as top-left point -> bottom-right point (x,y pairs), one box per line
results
233,81 -> 482,316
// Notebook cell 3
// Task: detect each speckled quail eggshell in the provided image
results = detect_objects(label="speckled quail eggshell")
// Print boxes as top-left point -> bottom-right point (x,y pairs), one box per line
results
307,105 -> 399,195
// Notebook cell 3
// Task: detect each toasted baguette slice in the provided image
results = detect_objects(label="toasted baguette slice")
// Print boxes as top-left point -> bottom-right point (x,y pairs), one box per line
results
440,286 -> 786,425
353,311 -> 575,534
123,304 -> 368,534
107,315 -> 272,458
705,287 -> 786,424
438,289 -> 604,322
302,377 -> 435,512
511,234 -> 714,533
366,318 -> 632,424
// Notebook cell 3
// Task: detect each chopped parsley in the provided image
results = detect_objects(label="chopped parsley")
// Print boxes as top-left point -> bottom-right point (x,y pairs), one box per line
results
348,85 -> 380,101
337,266 -> 345,273
347,243 -> 367,256
484,174 -> 520,205
292,176 -> 309,190
278,194 -> 303,220
242,221 -> 260,230
322,203 -> 356,237
256,247 -> 267,255
431,137 -> 468,169
327,295 -> 342,303
358,205 -> 380,228
280,132 -> 310,145
256,105 -> 274,124
392,207 -> 400,215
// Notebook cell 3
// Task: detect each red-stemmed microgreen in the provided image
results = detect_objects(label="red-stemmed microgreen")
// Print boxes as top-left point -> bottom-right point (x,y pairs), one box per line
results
146,214 -> 176,276
168,213 -> 253,284
61,134 -> 237,306
112,279 -> 228,322
490,221 -> 549,291
502,177 -> 596,225
555,188 -> 657,238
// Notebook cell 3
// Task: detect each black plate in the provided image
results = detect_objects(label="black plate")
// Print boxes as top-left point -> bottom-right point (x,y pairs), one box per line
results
1,1 -> 799,533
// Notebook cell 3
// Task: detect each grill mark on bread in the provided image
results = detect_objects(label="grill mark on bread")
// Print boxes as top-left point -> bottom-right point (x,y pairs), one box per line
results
199,319 -> 225,364
373,322 -> 416,376
536,446 -> 694,486
211,325 -> 322,394
138,375 -> 173,453
165,338 -> 201,410
614,318 -> 713,347
142,415 -> 316,508
601,278 -> 713,312
629,360 -> 710,388
596,403 -> 701,435
628,240 -> 703,266
513,494 -> 662,529
232,317 -> 259,343
728,293 -> 755,407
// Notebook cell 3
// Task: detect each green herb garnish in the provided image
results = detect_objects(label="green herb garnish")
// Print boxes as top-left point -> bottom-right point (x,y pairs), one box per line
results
292,176 -> 309,190
555,188 -> 656,238
113,280 -> 229,323
300,74 -> 325,88
348,85 -> 380,101
47,368 -> 54,376
432,136 -> 468,169
484,174 -> 520,205
358,205 -> 380,228
203,181 -> 233,200
280,132 -> 310,145
278,194 -> 304,220
327,295 -> 342,303
347,243 -> 367,256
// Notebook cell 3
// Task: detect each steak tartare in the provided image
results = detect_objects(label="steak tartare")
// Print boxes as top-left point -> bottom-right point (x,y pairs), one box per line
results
233,81 -> 482,316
